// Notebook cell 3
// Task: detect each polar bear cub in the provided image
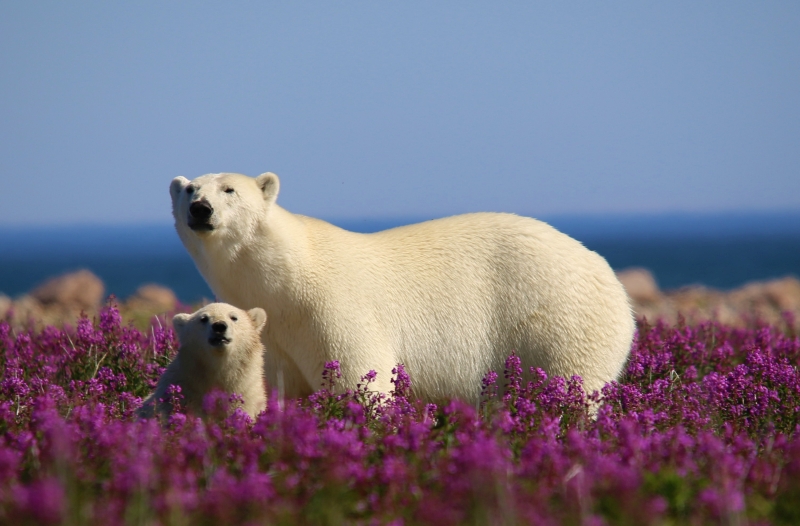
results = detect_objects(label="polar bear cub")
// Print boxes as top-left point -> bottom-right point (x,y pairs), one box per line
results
170,172 -> 635,404
139,303 -> 267,419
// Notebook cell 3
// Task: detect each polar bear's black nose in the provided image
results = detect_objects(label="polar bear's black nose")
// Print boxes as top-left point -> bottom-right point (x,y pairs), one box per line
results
189,201 -> 213,221
212,321 -> 227,334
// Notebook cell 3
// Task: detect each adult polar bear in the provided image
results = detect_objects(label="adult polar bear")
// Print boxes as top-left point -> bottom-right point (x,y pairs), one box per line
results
171,172 -> 634,404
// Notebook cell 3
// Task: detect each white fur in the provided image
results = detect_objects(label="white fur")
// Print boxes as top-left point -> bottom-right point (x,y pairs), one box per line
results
170,172 -> 635,404
139,303 -> 267,419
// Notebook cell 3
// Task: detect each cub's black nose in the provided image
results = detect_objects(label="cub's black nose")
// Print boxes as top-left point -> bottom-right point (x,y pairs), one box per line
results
189,201 -> 213,220
212,321 -> 227,334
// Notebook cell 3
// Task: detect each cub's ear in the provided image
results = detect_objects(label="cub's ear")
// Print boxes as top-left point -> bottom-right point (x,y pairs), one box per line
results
170,176 -> 190,203
171,313 -> 191,341
247,308 -> 267,333
255,172 -> 280,203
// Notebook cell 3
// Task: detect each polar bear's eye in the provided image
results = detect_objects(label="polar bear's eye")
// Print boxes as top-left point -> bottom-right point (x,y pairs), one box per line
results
224,187 -> 235,194
230,315 -> 238,322
186,186 -> 195,194
200,315 -> 209,324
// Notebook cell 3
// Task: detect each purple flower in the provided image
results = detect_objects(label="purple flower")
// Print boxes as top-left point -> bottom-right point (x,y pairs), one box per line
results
12,477 -> 65,525
3,304 -> 800,523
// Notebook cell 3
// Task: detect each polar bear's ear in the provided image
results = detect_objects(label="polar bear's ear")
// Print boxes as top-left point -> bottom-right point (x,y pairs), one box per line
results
247,308 -> 267,333
172,313 -> 191,341
170,177 -> 190,204
256,173 -> 280,203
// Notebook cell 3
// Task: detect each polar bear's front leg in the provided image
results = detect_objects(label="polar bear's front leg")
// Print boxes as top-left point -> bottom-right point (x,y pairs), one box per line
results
334,351 -> 398,399
262,344 -> 314,399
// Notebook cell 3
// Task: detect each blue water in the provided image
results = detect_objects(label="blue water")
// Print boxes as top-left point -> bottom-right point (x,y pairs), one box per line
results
1,212 -> 798,303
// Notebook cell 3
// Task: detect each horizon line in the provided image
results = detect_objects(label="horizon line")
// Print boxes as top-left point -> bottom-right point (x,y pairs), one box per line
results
1,207 -> 799,231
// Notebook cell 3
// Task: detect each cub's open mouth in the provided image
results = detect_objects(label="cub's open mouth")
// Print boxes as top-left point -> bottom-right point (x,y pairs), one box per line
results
208,336 -> 230,346
188,220 -> 214,232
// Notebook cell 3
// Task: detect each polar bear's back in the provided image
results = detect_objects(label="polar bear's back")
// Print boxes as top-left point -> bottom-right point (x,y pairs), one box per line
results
307,212 -> 634,402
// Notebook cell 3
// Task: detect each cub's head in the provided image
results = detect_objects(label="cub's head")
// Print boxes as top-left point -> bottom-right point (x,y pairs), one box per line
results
172,303 -> 267,370
170,172 -> 280,242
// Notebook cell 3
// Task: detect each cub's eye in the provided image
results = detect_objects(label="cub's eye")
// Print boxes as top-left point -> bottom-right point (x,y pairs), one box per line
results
224,187 -> 235,194
200,315 -> 209,324
230,315 -> 238,322
186,186 -> 195,194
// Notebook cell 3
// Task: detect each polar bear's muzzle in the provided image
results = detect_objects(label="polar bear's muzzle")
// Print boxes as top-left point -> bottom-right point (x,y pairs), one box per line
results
188,199 -> 214,231
208,320 -> 230,346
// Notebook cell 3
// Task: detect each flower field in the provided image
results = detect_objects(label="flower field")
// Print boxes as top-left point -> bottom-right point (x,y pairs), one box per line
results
1,305 -> 800,525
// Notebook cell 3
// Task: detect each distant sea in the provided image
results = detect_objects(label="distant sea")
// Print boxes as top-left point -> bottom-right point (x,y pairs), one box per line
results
1,211 -> 799,303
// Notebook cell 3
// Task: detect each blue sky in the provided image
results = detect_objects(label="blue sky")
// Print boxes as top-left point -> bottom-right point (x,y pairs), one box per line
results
1,3 -> 799,226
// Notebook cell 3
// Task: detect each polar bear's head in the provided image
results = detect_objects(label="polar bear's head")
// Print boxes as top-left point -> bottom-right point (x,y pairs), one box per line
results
170,172 -> 280,243
172,302 -> 267,373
